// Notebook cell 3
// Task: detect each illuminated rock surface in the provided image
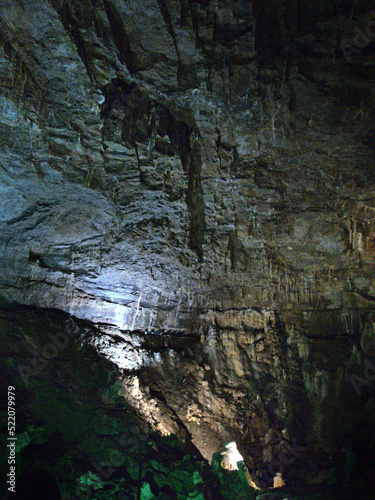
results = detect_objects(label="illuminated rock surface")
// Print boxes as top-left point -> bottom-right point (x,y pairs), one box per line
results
1,0 -> 375,498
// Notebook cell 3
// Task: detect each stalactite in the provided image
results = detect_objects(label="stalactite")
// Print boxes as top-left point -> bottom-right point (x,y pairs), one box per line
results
30,260 -> 40,280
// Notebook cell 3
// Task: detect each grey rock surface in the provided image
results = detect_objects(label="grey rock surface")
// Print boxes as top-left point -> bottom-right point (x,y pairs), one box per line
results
1,0 -> 375,489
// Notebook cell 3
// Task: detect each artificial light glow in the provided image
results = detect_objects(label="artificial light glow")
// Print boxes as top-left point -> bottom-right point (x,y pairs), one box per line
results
220,442 -> 244,471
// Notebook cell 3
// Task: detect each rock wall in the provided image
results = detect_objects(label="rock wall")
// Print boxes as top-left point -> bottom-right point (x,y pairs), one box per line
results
1,0 -> 375,496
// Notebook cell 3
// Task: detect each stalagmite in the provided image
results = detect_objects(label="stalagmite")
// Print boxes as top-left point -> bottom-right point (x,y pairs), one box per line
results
220,442 -> 244,471
273,472 -> 285,488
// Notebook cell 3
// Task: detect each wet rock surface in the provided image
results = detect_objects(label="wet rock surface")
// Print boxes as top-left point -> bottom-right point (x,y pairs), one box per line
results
1,0 -> 375,498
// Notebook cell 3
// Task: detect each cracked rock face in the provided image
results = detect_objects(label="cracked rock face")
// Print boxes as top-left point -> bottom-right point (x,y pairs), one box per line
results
1,0 -> 375,496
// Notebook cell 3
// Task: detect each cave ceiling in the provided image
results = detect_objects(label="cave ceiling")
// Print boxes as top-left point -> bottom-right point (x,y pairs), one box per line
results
1,0 -> 375,498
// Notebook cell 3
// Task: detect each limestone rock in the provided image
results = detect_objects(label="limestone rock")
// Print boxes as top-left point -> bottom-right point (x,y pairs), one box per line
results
1,0 -> 375,496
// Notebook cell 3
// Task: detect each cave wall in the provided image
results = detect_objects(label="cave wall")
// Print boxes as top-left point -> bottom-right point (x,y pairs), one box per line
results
1,0 -> 375,497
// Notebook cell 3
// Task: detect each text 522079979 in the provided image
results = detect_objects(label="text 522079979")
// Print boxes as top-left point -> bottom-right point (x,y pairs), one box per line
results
8,386 -> 15,436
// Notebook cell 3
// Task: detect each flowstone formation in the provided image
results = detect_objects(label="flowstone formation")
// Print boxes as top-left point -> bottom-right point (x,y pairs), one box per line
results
1,0 -> 375,498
